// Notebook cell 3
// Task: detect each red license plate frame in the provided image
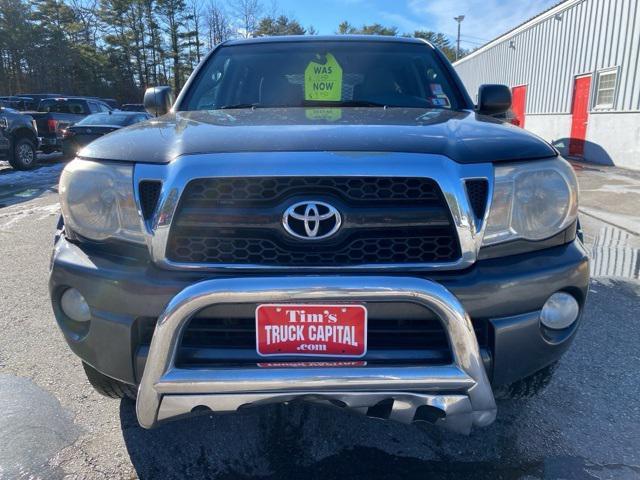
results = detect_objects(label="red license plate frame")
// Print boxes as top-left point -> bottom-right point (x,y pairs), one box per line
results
255,304 -> 367,358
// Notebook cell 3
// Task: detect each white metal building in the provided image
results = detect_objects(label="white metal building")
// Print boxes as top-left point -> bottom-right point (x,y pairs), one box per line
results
454,0 -> 640,170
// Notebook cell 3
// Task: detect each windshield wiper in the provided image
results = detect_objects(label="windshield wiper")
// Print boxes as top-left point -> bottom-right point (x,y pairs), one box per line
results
218,103 -> 263,110
303,100 -> 389,108
217,100 -> 423,110
304,100 -> 445,109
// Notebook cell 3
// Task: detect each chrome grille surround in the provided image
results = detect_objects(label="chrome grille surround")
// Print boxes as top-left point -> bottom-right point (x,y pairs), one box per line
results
133,151 -> 493,271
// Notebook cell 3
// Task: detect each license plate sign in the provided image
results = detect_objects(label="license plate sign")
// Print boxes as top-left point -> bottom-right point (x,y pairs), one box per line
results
256,304 -> 367,357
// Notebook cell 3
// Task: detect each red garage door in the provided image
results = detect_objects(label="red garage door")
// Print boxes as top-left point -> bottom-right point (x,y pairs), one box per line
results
569,75 -> 591,157
511,85 -> 527,128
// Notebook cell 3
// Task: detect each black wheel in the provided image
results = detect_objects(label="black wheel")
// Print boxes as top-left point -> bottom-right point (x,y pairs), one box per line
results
82,362 -> 137,399
9,137 -> 37,170
494,362 -> 558,400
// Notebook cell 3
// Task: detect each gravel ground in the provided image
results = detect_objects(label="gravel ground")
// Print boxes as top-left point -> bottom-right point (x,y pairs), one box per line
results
0,161 -> 639,479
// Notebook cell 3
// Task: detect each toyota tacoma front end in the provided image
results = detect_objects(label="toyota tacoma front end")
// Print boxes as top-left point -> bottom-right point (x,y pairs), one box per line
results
49,36 -> 589,434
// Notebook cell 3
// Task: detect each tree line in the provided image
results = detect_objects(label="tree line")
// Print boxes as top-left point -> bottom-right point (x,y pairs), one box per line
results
0,0 -> 465,103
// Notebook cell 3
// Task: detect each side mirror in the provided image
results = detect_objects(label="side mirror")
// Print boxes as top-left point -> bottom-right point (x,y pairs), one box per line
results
143,86 -> 174,117
477,84 -> 511,116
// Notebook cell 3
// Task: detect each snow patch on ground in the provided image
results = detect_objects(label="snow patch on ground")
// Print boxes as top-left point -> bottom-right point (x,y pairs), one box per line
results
0,161 -> 64,188
0,202 -> 60,230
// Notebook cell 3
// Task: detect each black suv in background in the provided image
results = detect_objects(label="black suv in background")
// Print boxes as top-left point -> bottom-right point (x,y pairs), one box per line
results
0,106 -> 39,170
0,96 -> 35,111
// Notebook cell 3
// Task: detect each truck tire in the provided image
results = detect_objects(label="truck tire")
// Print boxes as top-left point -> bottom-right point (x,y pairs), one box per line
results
82,362 -> 138,400
9,137 -> 37,170
494,362 -> 558,399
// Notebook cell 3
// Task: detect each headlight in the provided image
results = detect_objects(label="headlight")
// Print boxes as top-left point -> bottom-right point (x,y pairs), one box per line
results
482,158 -> 578,246
59,159 -> 145,243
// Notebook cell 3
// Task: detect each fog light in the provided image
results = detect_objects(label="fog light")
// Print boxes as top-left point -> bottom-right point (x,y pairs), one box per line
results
540,292 -> 579,330
60,288 -> 91,322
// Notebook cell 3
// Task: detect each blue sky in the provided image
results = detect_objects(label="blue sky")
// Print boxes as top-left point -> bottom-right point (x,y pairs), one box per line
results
274,0 -> 560,48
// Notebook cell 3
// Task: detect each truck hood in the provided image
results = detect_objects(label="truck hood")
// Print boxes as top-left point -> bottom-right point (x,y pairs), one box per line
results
79,108 -> 557,164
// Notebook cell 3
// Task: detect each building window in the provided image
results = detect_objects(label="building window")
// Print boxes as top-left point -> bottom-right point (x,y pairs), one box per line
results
594,68 -> 618,109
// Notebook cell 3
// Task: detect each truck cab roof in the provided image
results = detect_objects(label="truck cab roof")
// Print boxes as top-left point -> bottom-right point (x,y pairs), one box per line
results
223,35 -> 432,47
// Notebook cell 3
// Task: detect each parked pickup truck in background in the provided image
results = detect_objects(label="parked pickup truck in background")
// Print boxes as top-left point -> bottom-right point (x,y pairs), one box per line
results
0,105 -> 39,170
0,96 -> 34,111
25,97 -> 112,153
50,36 -> 589,435
15,93 -> 64,110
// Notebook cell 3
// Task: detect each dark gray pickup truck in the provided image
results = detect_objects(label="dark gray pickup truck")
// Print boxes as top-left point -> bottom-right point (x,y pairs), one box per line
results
26,97 -> 112,154
49,36 -> 589,434
0,106 -> 39,170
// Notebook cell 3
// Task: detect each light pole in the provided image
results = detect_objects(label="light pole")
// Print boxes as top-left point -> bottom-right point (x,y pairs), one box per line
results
454,15 -> 465,61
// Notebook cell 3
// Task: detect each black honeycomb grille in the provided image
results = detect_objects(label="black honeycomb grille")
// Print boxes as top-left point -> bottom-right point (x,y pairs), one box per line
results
167,177 -> 461,267
182,177 -> 442,206
465,179 -> 489,219
138,181 -> 162,220
169,230 -> 458,266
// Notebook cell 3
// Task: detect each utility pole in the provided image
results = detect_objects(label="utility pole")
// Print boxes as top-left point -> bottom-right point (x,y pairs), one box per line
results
454,15 -> 465,61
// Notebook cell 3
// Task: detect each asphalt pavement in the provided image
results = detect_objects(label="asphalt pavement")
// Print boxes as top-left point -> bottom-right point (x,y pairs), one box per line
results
0,157 -> 639,479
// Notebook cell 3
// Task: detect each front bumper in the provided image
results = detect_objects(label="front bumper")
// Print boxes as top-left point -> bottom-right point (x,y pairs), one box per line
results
38,136 -> 61,149
50,237 -> 589,432
137,276 -> 496,433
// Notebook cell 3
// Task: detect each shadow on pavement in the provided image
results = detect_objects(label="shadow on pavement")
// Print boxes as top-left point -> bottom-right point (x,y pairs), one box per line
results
118,277 -> 640,480
118,397 -> 602,480
552,138 -> 615,166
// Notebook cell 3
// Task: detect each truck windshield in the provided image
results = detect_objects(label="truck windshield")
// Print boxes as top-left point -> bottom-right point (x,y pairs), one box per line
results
181,41 -> 463,111
38,99 -> 88,114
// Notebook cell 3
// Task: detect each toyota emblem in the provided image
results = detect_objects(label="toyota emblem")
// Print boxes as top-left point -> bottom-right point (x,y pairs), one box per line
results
282,201 -> 342,240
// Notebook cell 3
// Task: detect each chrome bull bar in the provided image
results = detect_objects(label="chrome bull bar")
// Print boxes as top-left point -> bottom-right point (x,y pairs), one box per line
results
136,277 -> 497,433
